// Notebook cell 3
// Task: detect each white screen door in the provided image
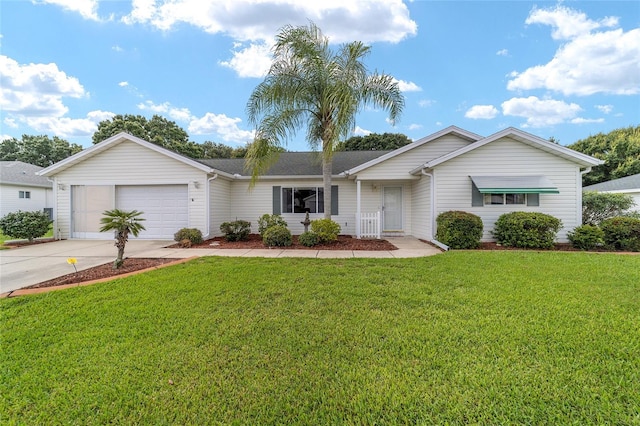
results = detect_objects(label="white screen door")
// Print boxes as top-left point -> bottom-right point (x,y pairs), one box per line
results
72,185 -> 113,238
383,186 -> 403,231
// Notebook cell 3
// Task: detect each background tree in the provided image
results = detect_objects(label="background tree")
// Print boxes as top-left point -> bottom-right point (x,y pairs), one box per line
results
568,125 -> 640,186
247,22 -> 404,219
336,132 -> 412,151
99,209 -> 146,269
582,192 -> 636,226
0,135 -> 82,167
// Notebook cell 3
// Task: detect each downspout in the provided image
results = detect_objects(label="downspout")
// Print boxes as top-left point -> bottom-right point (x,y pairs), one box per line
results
205,174 -> 218,238
421,169 -> 448,251
577,167 -> 592,226
46,178 -> 58,240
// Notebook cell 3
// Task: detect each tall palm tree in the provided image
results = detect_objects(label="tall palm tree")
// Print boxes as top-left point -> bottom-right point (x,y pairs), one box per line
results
99,209 -> 146,269
246,22 -> 404,219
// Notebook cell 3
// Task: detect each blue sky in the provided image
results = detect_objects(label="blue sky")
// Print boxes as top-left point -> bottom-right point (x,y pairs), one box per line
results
1,0 -> 638,150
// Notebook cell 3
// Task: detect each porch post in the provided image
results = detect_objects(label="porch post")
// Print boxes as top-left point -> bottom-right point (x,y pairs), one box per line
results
356,180 -> 361,238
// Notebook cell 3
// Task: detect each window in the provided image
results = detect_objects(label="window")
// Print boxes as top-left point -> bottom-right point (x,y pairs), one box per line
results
282,187 -> 324,213
19,191 -> 31,199
483,193 -> 526,205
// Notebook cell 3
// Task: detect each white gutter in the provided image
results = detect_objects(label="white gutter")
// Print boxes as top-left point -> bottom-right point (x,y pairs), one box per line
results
421,168 -> 448,250
205,174 -> 218,238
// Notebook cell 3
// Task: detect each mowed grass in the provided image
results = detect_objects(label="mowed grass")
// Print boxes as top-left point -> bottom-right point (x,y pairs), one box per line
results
1,252 -> 639,424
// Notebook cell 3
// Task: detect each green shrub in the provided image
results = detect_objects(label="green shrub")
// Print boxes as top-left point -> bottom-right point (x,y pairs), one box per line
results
493,212 -> 562,249
582,191 -> 635,226
174,228 -> 203,244
567,225 -> 605,250
263,225 -> 292,247
220,220 -> 251,242
310,219 -> 341,243
257,214 -> 288,237
600,216 -> 640,252
298,231 -> 319,247
435,211 -> 483,249
0,210 -> 52,242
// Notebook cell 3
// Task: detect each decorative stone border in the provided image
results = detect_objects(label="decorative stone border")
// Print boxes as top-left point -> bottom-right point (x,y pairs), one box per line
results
0,257 -> 197,298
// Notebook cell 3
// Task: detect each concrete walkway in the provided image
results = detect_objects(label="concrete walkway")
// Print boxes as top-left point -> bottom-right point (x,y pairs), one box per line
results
0,237 -> 442,293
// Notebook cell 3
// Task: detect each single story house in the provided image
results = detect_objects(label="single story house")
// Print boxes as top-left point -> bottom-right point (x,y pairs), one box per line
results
583,173 -> 640,213
38,126 -> 602,242
0,161 -> 53,218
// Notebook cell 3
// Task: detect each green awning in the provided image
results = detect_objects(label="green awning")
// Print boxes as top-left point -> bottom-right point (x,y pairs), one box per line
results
470,175 -> 559,194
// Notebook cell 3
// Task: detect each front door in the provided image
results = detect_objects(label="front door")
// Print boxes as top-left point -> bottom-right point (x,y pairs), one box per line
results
383,186 -> 403,231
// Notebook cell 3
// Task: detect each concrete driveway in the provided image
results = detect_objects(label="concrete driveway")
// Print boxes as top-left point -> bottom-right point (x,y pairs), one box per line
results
0,240 -> 174,293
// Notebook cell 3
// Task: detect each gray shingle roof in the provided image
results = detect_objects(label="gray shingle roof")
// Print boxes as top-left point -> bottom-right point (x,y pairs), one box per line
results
198,151 -> 391,176
0,161 -> 52,188
583,173 -> 640,192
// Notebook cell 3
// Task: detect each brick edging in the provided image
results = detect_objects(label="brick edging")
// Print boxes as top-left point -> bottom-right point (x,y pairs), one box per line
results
0,257 -> 197,298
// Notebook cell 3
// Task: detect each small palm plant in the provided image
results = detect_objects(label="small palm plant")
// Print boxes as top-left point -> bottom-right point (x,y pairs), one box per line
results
99,209 -> 146,269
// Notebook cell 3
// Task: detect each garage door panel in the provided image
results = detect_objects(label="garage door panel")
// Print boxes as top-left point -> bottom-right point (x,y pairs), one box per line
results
116,185 -> 188,239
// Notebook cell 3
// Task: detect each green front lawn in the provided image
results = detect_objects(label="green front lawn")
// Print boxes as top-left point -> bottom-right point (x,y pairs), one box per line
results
1,252 -> 639,424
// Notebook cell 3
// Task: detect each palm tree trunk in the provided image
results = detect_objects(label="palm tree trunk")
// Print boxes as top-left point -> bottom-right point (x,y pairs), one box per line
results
323,156 -> 332,219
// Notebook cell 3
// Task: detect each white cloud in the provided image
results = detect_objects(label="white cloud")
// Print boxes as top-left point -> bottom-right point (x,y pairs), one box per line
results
188,113 -> 254,143
509,7 -> 640,96
501,96 -> 582,127
353,126 -> 372,136
393,78 -> 422,92
112,45 -> 124,52
137,100 -> 193,122
526,5 -> 618,40
121,0 -> 417,44
0,55 -> 85,117
465,105 -> 499,120
3,117 -> 18,128
37,0 -> 101,21
1,134 -> 13,142
595,104 -> 613,114
496,49 -> 509,56
408,124 -> 422,130
571,117 -> 605,124
418,99 -> 435,108
118,81 -> 129,87
25,110 -> 115,138
219,42 -> 272,78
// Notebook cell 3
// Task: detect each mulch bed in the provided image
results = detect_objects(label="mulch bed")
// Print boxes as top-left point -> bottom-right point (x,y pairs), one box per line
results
23,258 -> 179,289
170,234 -> 398,251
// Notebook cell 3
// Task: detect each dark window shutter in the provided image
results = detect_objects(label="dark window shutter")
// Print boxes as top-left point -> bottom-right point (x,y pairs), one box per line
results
471,182 -> 483,207
527,193 -> 539,206
273,186 -> 281,214
331,185 -> 339,215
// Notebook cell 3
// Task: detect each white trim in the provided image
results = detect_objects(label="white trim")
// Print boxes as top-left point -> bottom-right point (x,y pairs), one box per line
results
411,128 -> 603,173
37,132 -> 235,178
356,180 -> 361,237
343,125 -> 482,176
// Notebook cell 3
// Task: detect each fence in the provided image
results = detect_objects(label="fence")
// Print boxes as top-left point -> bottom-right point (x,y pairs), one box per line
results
358,211 -> 380,239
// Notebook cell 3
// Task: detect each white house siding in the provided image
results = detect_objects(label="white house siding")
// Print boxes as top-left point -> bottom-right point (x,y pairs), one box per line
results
228,178 -> 357,235
51,140 -> 208,239
411,175 -> 431,240
356,135 -> 473,181
434,137 -> 581,242
209,178 -> 232,237
0,184 -> 52,217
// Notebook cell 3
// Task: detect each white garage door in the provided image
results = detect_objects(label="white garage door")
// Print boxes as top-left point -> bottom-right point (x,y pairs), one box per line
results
116,185 -> 188,239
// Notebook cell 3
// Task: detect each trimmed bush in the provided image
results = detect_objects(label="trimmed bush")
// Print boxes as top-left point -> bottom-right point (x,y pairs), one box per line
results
298,231 -> 319,247
174,228 -> 203,245
600,216 -> 640,252
493,212 -> 562,249
220,220 -> 251,242
435,211 -> 483,249
0,210 -> 52,242
263,225 -> 292,247
310,219 -> 341,244
257,214 -> 288,237
567,225 -> 605,250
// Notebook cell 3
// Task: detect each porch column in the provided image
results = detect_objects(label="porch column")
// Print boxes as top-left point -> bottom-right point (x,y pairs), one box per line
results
356,180 -> 361,238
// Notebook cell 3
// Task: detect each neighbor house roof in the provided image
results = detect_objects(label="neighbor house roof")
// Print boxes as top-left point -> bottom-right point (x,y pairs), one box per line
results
0,161 -> 52,188
583,173 -> 640,192
410,127 -> 604,173
199,151 -> 389,177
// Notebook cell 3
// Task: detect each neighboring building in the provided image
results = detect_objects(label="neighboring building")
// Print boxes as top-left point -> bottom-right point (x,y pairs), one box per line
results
38,127 -> 602,242
583,173 -> 640,213
0,161 -> 53,218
